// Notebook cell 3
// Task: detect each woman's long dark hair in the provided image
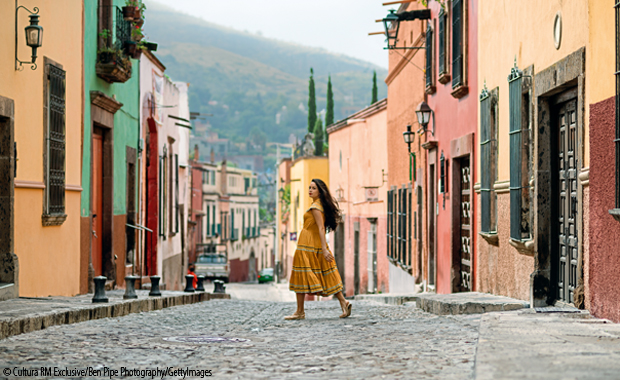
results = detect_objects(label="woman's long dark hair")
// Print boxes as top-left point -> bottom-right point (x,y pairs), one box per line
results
311,179 -> 342,232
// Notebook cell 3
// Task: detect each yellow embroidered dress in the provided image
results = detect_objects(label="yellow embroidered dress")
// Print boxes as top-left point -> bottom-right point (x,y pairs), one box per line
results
289,199 -> 344,296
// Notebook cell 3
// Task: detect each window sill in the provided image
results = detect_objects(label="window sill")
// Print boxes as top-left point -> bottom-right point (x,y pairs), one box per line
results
509,238 -> 535,256
425,85 -> 436,95
609,209 -> 620,223
42,214 -> 67,226
438,72 -> 451,85
451,84 -> 469,99
479,231 -> 499,246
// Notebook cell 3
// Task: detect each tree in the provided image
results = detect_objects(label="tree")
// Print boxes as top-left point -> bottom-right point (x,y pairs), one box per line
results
308,68 -> 317,134
314,118 -> 324,156
325,76 -> 334,127
371,70 -> 378,104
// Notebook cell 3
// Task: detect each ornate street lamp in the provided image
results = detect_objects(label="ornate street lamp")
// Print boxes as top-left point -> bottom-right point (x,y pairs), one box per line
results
402,125 -> 416,182
382,9 -> 431,50
15,6 -> 43,70
416,101 -> 435,136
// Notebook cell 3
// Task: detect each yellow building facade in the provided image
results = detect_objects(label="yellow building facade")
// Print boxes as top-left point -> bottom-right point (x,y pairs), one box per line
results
285,156 -> 329,274
0,0 -> 83,298
476,0 -> 592,307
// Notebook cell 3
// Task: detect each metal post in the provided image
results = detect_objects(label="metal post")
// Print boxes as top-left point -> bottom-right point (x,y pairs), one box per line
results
196,275 -> 206,292
92,276 -> 108,303
184,274 -> 195,293
149,275 -> 162,296
123,275 -> 138,299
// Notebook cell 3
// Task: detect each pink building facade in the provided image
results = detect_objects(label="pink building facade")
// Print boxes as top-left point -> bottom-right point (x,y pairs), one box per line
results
327,99 -> 390,296
423,0 -> 478,294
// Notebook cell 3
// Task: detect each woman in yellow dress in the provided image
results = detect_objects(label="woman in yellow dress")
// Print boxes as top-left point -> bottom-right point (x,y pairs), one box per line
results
285,178 -> 352,320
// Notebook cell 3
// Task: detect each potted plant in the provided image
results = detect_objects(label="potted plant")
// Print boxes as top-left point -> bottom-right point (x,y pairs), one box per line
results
125,0 -> 146,20
122,5 -> 135,20
131,26 -> 144,42
124,40 -> 137,56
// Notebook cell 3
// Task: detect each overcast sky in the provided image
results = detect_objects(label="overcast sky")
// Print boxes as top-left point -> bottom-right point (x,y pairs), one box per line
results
148,0 -> 390,69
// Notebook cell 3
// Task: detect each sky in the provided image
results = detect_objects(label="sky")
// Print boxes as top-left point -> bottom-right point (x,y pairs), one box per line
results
148,0 -> 390,69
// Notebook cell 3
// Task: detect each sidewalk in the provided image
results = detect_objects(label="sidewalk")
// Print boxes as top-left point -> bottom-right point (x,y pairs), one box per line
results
0,289 -> 229,340
355,291 -> 530,313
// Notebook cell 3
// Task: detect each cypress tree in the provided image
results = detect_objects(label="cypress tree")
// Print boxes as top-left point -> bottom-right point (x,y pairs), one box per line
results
314,118 -> 324,156
371,70 -> 378,104
325,76 -> 334,127
308,68 -> 317,134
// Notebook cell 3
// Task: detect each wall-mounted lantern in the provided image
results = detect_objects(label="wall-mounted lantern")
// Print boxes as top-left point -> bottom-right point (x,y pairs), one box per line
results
416,101 -> 435,136
402,125 -> 416,182
382,9 -> 431,50
15,5 -> 43,70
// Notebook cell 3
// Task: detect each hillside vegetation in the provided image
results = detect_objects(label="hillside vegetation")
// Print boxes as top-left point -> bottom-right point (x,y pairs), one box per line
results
145,1 -> 388,144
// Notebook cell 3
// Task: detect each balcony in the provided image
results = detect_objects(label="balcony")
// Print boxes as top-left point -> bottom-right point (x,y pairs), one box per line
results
96,7 -> 133,83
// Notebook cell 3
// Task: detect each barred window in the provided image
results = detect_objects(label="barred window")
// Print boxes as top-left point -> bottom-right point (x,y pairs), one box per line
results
480,86 -> 498,233
508,64 -> 532,241
452,0 -> 464,88
174,153 -> 179,234
45,63 -> 66,217
425,24 -> 435,92
387,189 -> 393,260
438,8 -> 448,78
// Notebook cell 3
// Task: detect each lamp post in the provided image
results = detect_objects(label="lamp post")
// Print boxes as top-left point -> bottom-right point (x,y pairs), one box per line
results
402,125 -> 416,182
415,101 -> 435,136
382,9 -> 431,50
15,6 -> 43,70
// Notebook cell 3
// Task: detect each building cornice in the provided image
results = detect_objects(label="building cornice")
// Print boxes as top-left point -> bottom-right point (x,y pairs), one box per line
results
90,91 -> 123,114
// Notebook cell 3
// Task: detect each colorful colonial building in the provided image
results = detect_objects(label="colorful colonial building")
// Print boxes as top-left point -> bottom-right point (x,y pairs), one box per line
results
327,99 -> 389,296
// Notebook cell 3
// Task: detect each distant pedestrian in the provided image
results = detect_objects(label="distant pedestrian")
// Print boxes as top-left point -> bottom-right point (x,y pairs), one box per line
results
188,264 -> 197,289
285,178 -> 352,320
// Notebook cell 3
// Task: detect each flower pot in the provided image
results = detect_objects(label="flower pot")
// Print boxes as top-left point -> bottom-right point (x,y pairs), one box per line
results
122,6 -> 135,20
144,42 -> 158,51
134,17 -> 144,28
134,9 -> 141,20
131,49 -> 142,60
124,40 -> 137,56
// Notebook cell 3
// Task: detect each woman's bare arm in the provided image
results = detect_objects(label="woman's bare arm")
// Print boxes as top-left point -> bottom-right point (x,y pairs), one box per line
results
311,208 -> 334,262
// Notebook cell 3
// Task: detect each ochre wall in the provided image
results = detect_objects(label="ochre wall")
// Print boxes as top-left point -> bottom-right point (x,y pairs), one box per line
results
0,0 -> 83,296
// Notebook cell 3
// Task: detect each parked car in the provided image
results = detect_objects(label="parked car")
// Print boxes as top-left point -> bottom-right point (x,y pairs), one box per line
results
194,254 -> 229,283
258,267 -> 274,283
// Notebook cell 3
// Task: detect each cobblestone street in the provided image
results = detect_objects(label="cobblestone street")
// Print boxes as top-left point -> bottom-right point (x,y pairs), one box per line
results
0,296 -> 480,379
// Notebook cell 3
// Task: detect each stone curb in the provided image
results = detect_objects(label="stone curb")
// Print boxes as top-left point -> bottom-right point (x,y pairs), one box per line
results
353,294 -> 418,306
0,292 -> 230,341
413,292 -> 529,315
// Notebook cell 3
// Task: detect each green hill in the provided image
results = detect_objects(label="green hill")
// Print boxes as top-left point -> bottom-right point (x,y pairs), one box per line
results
144,1 -> 388,143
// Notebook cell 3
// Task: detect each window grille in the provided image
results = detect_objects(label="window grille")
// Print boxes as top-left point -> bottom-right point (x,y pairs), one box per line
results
408,190 -> 412,268
616,1 -> 620,208
174,154 -> 179,234
508,64 -> 525,240
438,8 -> 447,76
425,24 -> 434,89
387,189 -> 393,260
480,86 -> 493,233
46,64 -> 66,215
452,0 -> 463,88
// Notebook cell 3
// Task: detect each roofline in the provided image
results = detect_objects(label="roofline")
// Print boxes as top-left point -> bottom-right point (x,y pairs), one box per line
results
326,98 -> 387,135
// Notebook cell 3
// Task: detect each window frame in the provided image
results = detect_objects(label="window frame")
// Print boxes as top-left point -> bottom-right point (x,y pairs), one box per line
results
425,22 -> 436,94
479,85 -> 499,237
438,7 -> 451,84
451,0 -> 469,98
42,59 -> 67,226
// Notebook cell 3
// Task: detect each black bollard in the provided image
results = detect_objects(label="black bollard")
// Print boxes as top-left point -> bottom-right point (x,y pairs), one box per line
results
92,276 -> 108,303
184,274 -> 196,293
149,275 -> 162,296
123,275 -> 139,299
196,275 -> 206,292
213,279 -> 226,294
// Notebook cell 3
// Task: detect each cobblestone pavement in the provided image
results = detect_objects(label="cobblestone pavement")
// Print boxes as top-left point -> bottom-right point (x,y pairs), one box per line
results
0,299 -> 480,380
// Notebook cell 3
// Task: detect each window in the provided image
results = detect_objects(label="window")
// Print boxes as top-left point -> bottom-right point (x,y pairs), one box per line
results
174,153 -> 179,234
480,85 -> 498,233
451,0 -> 468,97
508,64 -> 532,241
387,187 -> 412,272
206,204 -> 211,236
387,189 -> 393,260
44,63 -> 67,220
159,146 -> 167,239
438,7 -> 450,83
425,23 -> 435,94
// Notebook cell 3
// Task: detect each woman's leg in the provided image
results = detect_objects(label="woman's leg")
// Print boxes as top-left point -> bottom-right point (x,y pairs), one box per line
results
333,291 -> 349,313
296,292 -> 306,314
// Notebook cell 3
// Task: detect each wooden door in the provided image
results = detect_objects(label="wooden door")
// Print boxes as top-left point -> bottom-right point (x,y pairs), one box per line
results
458,157 -> 472,291
92,132 -> 103,276
556,99 -> 578,303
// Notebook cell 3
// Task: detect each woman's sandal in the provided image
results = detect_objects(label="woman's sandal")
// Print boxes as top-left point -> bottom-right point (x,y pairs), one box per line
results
339,302 -> 352,318
284,312 -> 305,320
